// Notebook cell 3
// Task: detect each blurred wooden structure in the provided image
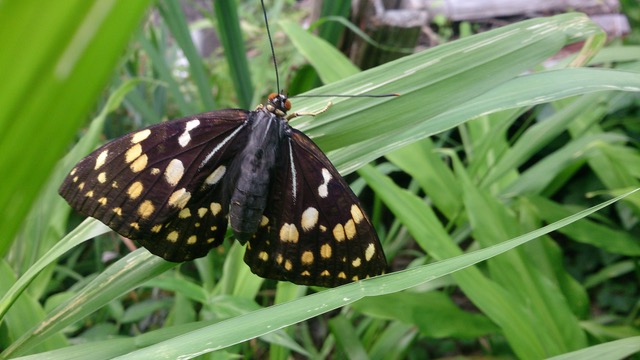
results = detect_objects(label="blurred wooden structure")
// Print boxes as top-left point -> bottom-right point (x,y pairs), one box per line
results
344,0 -> 629,68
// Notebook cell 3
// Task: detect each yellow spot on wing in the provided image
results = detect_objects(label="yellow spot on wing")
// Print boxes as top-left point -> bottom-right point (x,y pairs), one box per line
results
259,251 -> 269,261
131,129 -> 151,144
127,181 -> 144,199
276,253 -> 283,264
260,216 -> 269,227
97,172 -> 107,183
167,231 -> 179,242
320,270 -> 330,276
352,257 -> 361,268
338,272 -> 346,279
320,244 -> 332,259
138,200 -> 155,219
151,224 -> 163,233
365,243 -> 376,261
179,208 -> 191,218
187,235 -> 197,244
350,205 -> 365,224
130,222 -> 140,230
210,202 -> 222,215
284,260 -> 293,271
113,207 -> 123,216
301,251 -> 314,265
98,197 -> 108,205
332,224 -> 345,242
198,207 -> 207,218
168,188 -> 191,208
130,154 -> 148,173
279,223 -> 299,243
85,190 -> 94,198
95,150 -> 109,169
344,219 -> 356,240
125,144 -> 142,163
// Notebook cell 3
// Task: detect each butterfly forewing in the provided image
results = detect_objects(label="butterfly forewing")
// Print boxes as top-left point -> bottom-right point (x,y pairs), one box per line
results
60,109 -> 250,261
244,128 -> 386,287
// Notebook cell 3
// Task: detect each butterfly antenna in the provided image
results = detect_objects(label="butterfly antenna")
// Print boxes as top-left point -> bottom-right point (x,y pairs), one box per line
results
261,0 -> 280,94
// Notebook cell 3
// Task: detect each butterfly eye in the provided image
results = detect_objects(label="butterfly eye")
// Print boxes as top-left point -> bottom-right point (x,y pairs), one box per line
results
268,93 -> 278,101
284,99 -> 291,111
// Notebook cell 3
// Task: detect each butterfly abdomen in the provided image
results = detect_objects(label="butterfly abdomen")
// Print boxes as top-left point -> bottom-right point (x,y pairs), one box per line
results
229,108 -> 285,242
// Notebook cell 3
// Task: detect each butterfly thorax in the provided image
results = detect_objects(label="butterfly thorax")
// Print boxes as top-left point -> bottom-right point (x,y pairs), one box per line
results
228,96 -> 290,242
265,92 -> 291,117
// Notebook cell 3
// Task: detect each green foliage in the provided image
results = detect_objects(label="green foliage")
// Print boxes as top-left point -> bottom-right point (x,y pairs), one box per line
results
1,0 -> 640,359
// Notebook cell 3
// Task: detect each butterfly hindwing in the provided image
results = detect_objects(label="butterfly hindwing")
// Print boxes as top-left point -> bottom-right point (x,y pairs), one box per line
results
60,109 -> 251,261
244,128 -> 387,287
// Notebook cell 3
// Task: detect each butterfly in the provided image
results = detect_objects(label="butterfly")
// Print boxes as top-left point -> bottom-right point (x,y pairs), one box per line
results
59,93 -> 387,287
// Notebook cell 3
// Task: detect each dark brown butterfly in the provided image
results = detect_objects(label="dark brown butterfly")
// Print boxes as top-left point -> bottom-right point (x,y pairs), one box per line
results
59,93 -> 387,287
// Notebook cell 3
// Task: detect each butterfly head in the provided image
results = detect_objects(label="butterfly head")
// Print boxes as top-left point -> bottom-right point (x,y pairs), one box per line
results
266,93 -> 291,117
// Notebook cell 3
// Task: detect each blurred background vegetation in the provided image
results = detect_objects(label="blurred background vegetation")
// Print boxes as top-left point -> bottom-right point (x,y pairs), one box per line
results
1,0 -> 639,358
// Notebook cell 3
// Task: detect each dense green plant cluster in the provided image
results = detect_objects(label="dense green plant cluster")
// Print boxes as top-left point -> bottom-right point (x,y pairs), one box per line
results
1,0 -> 639,359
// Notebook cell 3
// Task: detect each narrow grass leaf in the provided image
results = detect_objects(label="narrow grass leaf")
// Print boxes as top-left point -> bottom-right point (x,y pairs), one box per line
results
3,250 -> 174,358
93,187 -> 637,359
546,336 -> 640,360
213,0 -> 253,109
0,219 -> 109,322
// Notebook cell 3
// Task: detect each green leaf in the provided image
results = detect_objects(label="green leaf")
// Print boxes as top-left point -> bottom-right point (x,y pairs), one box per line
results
547,336 -> 640,360
0,0 -> 153,256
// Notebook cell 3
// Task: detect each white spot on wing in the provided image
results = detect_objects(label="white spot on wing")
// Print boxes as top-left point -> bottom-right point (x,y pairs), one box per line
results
318,168 -> 332,198
301,207 -> 319,231
204,165 -> 226,186
186,119 -> 200,131
178,119 -> 200,147
178,132 -> 190,147
164,159 -> 185,186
